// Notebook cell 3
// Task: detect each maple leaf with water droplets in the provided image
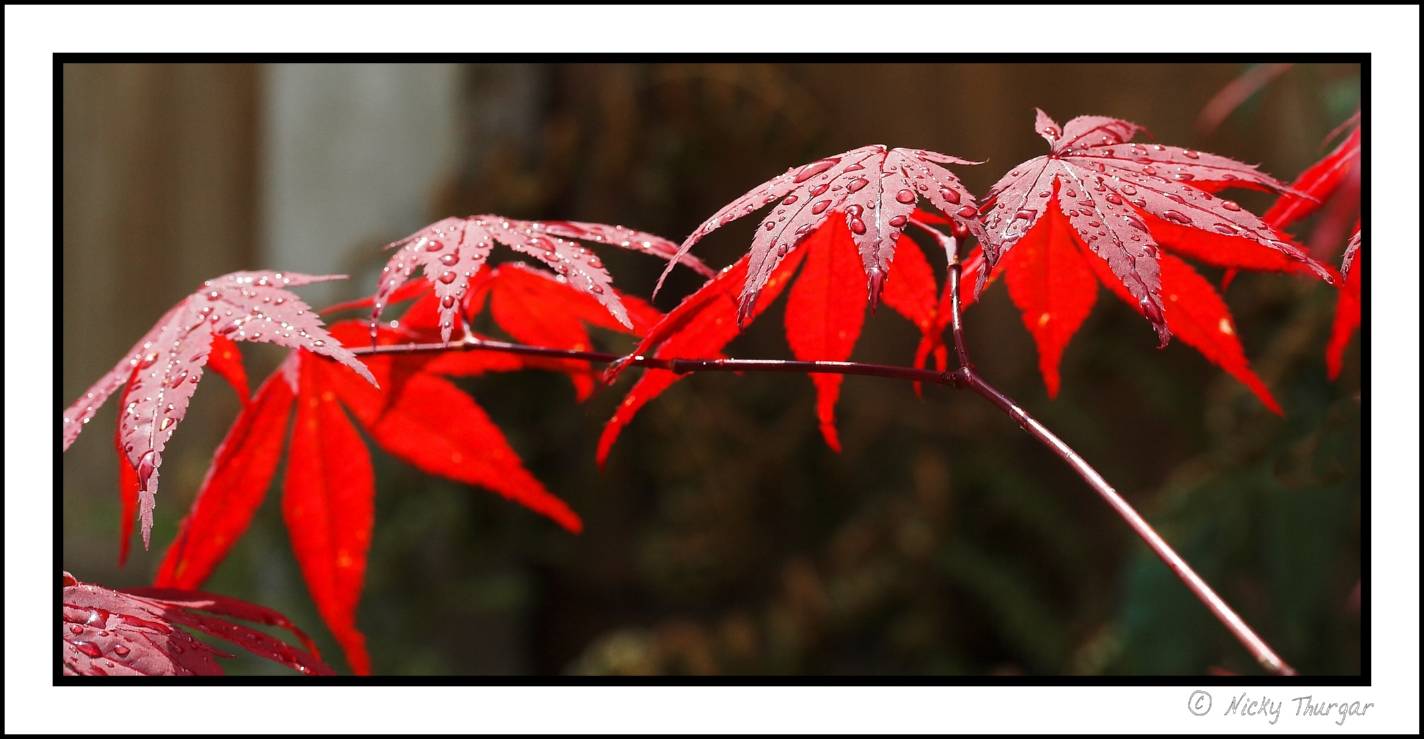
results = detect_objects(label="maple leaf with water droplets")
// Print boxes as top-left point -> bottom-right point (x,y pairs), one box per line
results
62,571 -> 331,676
654,145 -> 984,321
601,218 -> 940,460
980,109 -> 1331,346
372,217 -> 711,344
62,271 -> 377,549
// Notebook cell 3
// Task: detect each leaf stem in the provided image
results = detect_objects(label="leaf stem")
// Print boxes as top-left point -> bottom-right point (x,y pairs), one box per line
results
933,228 -> 1295,677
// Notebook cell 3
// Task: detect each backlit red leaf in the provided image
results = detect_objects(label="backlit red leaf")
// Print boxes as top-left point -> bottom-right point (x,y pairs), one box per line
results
982,110 -> 1330,345
1001,207 -> 1099,397
600,249 -> 807,464
657,145 -> 983,320
486,263 -> 662,400
282,356 -> 375,675
784,220 -> 870,451
62,572 -> 330,676
1265,121 -> 1361,229
372,217 -> 710,344
155,374 -> 296,589
607,218 -> 941,458
63,271 -> 375,548
318,352 -> 582,534
1088,251 -> 1281,413
1327,230 -> 1362,379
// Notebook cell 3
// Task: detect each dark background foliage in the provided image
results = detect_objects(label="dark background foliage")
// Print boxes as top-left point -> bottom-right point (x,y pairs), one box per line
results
61,61 -> 1361,676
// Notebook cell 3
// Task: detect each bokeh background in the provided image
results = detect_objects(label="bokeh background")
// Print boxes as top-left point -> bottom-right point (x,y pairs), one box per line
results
61,61 -> 1362,676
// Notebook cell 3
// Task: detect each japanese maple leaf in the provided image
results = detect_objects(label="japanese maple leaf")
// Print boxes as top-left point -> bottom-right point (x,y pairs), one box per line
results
980,109 -> 1331,347
62,271 -> 377,549
653,144 -> 985,322
156,321 -> 580,674
1264,116 -> 1360,230
372,217 -> 711,344
600,218 -> 940,460
397,262 -> 665,400
1326,228 -> 1363,379
1263,115 -> 1362,263
932,216 -> 1292,412
62,571 -> 331,676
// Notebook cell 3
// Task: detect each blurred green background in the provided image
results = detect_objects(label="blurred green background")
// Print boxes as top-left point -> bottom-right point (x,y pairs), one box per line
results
61,61 -> 1361,676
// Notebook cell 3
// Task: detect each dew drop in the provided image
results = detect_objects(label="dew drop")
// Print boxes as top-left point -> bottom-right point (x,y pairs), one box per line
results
75,642 -> 103,659
135,450 -> 158,490
793,158 -> 838,183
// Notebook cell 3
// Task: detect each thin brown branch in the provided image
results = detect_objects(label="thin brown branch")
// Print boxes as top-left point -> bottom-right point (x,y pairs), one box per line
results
351,335 -> 953,386
936,234 -> 1296,677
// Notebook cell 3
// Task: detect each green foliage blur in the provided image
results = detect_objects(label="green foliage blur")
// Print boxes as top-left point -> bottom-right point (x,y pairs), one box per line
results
62,62 -> 1361,676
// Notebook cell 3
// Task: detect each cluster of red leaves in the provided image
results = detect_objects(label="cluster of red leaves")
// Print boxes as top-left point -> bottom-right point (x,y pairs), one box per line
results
602,218 -> 941,458
909,111 -> 1334,411
62,108 -> 1359,677
153,266 -> 664,673
62,571 -> 330,676
62,219 -> 682,675
598,145 -> 981,458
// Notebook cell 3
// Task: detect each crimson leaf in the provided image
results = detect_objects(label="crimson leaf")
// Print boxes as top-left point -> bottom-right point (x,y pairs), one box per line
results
655,145 -> 984,320
62,271 -> 376,548
980,109 -> 1331,345
62,571 -> 330,676
372,217 -> 711,344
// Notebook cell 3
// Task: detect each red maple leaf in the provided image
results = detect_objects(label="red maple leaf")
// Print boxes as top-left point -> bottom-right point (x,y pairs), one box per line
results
398,262 -> 665,400
601,216 -> 940,460
655,145 -> 984,319
1256,116 -> 1362,379
1265,116 -> 1360,231
947,110 -> 1336,410
62,571 -> 331,676
62,271 -> 377,549
372,216 -> 711,344
979,109 -> 1331,346
155,319 -> 584,674
1326,228 -> 1363,379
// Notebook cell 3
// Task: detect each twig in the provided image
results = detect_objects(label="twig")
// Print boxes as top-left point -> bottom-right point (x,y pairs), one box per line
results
934,230 -> 1296,677
352,335 -> 950,386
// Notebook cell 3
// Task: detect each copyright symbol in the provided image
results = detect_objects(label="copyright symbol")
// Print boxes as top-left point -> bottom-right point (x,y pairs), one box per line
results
1188,690 -> 1213,716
